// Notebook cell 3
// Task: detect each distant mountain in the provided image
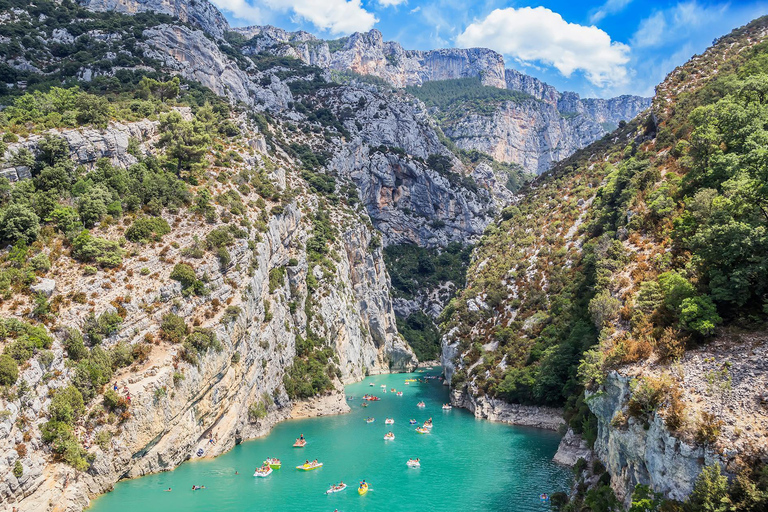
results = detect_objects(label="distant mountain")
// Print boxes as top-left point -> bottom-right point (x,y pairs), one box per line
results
232,25 -> 651,174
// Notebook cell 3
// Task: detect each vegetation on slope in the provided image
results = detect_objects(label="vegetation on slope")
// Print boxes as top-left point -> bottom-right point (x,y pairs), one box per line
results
384,242 -> 471,360
444,17 -> 768,488
406,77 -> 533,119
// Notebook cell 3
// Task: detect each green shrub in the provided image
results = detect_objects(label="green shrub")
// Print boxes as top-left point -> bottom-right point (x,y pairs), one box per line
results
170,263 -> 196,288
0,354 -> 19,386
0,204 -> 40,245
64,329 -> 88,361
160,313 -> 188,343
268,266 -> 285,293
71,347 -> 113,401
49,385 -> 85,424
71,231 -> 124,267
125,217 -> 171,242
679,296 -> 721,336
13,460 -> 22,478
688,465 -> 730,511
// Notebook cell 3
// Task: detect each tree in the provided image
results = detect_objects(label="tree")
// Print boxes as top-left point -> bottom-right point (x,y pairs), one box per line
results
158,111 -> 211,175
680,296 -> 722,336
630,484 -> 664,512
688,465 -> 731,512
37,134 -> 69,168
0,203 -> 40,245
77,187 -> 109,227
0,354 -> 19,386
139,76 -> 180,102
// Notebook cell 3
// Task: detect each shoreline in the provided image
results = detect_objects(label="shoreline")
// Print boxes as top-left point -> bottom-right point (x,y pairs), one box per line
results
449,388 -> 565,431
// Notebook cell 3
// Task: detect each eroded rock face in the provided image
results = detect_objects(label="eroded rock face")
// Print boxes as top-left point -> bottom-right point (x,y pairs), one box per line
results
79,0 -> 230,39
588,373 -> 719,503
450,387 -> 565,431
141,24 -> 256,105
1,120 -> 156,181
0,127 -> 415,511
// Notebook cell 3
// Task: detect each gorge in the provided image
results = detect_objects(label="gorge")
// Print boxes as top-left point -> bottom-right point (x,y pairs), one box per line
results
0,1 -> 766,512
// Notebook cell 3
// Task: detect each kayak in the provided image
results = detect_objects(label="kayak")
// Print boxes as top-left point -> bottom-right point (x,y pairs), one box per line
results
385,418 -> 394,424
358,483 -> 369,495
384,433 -> 395,440
293,439 -> 306,447
253,467 -> 272,477
415,427 -> 429,434
442,404 -> 452,410
296,462 -> 323,470
397,392 -> 403,396
417,402 -> 425,408
365,418 -> 375,423
409,419 -> 418,424
407,460 -> 421,468
264,458 -> 281,469
326,483 -> 347,494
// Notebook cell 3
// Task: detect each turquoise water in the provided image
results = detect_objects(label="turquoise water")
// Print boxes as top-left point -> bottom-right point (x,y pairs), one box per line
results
88,369 -> 570,512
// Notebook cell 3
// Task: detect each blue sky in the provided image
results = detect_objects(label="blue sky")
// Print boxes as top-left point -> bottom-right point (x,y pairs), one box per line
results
211,0 -> 768,98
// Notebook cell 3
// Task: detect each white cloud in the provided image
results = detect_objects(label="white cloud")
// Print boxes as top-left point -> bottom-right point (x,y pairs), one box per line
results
264,0 -> 377,34
212,0 -> 377,34
379,0 -> 408,6
210,0 -> 265,24
456,7 -> 630,88
409,6 -> 421,14
590,0 -> 633,24
632,2 -> 728,48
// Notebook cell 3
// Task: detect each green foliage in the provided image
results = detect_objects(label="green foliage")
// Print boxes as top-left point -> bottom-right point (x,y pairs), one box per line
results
71,230 -> 123,267
384,242 -> 471,299
396,312 -> 442,361
160,313 -> 188,344
689,465 -> 731,512
48,385 -> 85,423
405,77 -> 532,118
82,311 -> 123,345
268,266 -> 286,293
71,346 -> 113,401
158,110 -> 211,176
180,328 -> 220,365
125,216 -> 170,243
169,263 -> 205,295
630,484 -> 665,512
0,354 -> 19,386
13,460 -> 23,478
679,296 -> 721,336
0,203 -> 40,245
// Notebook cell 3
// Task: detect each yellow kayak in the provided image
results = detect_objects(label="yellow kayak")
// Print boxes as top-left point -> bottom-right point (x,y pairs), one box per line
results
358,483 -> 369,495
296,462 -> 323,470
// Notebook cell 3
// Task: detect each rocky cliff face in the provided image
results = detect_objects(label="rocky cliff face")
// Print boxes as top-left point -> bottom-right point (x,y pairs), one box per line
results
238,26 -> 649,175
0,116 -> 415,510
236,27 -> 507,89
441,98 -> 610,174
585,334 -> 768,504
79,0 -> 230,39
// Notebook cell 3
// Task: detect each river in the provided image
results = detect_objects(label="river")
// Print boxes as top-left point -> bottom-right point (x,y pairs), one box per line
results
88,368 -> 570,512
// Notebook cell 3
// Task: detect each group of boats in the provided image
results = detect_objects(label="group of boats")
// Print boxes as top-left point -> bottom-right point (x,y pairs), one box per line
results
256,378 -> 442,495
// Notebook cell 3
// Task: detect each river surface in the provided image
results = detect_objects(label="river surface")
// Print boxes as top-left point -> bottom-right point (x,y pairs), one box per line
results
88,369 -> 570,512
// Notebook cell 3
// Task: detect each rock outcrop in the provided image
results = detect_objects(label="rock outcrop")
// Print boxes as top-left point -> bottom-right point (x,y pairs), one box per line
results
450,388 -> 565,431
0,120 -> 416,510
79,0 -> 230,39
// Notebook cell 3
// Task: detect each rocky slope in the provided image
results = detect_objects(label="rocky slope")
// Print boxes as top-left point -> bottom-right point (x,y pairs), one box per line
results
236,26 -> 650,174
0,111 -> 415,510
442,15 -> 768,506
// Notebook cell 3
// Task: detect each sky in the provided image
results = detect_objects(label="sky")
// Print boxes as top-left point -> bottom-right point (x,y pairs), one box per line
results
209,0 -> 768,98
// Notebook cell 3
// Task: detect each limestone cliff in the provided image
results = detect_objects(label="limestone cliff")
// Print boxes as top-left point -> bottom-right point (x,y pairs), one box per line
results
79,0 -> 230,39
236,27 -> 649,174
0,117 -> 415,510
